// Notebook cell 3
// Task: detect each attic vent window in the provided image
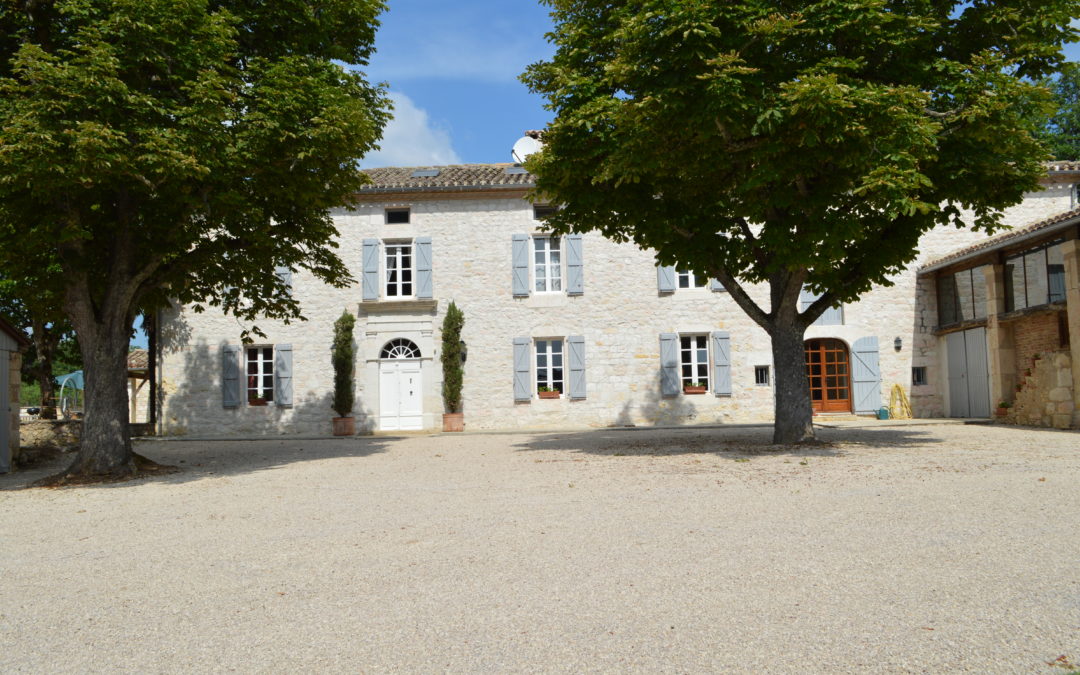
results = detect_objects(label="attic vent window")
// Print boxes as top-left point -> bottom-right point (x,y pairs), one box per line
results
385,208 -> 410,224
533,205 -> 557,220
410,169 -> 440,178
505,166 -> 528,175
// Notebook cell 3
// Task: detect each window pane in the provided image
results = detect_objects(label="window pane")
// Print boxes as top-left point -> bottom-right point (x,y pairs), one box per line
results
955,270 -> 974,321
971,266 -> 988,320
937,274 -> 958,325
1048,244 -> 1066,303
1025,249 -> 1047,307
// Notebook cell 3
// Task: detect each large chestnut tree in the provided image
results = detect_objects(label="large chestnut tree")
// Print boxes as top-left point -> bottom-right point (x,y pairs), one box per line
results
523,0 -> 1077,443
0,0 -> 390,481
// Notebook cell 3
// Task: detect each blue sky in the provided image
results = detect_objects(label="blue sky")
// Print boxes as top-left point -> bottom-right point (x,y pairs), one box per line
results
359,0 -> 556,166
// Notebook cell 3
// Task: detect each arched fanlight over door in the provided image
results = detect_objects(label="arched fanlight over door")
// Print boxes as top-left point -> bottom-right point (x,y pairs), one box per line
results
380,338 -> 421,360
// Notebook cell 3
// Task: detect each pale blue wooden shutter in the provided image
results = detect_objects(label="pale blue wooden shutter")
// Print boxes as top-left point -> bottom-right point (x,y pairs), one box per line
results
362,239 -> 379,301
275,266 -> 292,297
710,279 -> 726,292
274,344 -> 293,407
711,331 -> 731,395
851,336 -> 880,414
657,266 -> 676,293
568,335 -> 586,399
221,345 -> 240,408
659,333 -> 679,396
801,287 -> 843,326
512,235 -> 529,297
566,235 -> 584,295
513,337 -> 530,401
415,236 -> 433,299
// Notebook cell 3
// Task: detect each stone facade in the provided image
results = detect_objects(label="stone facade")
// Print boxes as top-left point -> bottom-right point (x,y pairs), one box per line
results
7,350 -> 21,462
156,166 -> 1079,436
1007,350 -> 1074,429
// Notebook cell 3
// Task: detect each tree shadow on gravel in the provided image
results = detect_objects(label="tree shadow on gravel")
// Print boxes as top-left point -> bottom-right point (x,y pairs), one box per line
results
511,424 -> 946,459
0,435 -> 396,491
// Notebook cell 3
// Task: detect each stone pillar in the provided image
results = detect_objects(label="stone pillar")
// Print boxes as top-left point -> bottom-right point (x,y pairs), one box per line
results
984,264 -> 1015,408
1062,239 -> 1080,426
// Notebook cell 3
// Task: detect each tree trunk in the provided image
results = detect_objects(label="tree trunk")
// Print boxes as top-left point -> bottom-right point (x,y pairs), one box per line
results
63,318 -> 138,477
769,314 -> 816,445
30,319 -> 58,419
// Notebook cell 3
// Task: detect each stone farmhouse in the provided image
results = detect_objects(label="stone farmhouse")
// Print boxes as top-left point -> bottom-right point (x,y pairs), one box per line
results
1,315 -> 29,471
154,162 -> 1080,436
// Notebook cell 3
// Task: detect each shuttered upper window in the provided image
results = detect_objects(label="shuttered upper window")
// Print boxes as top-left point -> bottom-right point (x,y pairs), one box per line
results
385,243 -> 413,297
677,269 -> 707,289
533,237 -> 562,293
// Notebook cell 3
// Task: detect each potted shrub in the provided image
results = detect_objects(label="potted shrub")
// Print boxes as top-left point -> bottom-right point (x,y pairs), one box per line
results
996,400 -> 1012,417
683,381 -> 707,394
538,386 -> 561,399
440,301 -> 465,432
331,310 -> 356,436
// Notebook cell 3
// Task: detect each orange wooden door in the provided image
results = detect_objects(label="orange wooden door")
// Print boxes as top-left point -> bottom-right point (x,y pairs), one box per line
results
804,339 -> 852,413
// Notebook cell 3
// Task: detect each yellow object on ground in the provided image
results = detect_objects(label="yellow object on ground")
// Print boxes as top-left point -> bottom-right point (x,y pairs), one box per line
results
889,384 -> 913,419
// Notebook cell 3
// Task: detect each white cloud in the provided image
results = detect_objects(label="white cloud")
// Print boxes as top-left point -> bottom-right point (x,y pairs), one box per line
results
361,92 -> 461,168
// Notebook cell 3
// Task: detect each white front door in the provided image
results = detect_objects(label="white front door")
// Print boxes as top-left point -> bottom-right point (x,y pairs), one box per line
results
379,360 -> 422,430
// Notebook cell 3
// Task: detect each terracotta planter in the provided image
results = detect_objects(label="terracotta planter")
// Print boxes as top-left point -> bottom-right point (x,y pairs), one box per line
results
442,412 -> 464,432
538,390 -> 561,399
248,398 -> 268,407
332,416 -> 355,436
683,386 -> 707,395
995,408 -> 1010,417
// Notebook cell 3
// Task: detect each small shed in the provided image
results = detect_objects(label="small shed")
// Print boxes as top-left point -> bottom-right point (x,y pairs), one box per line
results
0,316 -> 30,473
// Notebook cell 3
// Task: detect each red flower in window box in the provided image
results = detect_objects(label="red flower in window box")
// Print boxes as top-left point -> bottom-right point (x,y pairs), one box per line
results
683,382 -> 707,395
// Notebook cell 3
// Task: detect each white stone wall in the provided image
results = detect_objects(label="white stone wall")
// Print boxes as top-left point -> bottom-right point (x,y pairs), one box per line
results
157,179 -> 1078,435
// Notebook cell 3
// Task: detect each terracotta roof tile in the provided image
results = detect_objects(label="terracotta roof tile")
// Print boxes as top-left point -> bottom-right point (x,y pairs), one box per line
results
358,164 -> 535,192
1046,160 -> 1080,173
921,207 -> 1080,272
127,349 -> 149,370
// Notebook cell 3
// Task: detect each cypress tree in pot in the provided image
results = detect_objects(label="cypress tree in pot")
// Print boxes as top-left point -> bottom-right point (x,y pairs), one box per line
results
331,310 -> 356,435
440,301 -> 465,432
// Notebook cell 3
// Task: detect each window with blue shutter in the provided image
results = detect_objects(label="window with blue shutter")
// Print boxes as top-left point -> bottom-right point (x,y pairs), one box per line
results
659,333 -> 679,396
513,337 -> 530,401
711,331 -> 731,395
657,266 -> 676,293
221,345 -> 240,408
275,266 -> 293,298
415,236 -> 433,299
851,336 -> 881,413
800,287 -> 844,326
512,235 -> 529,297
566,235 -> 584,295
567,335 -> 586,399
274,344 -> 293,407
362,239 -> 380,301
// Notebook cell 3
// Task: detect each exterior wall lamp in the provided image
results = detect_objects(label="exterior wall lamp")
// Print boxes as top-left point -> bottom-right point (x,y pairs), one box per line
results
460,340 -> 468,364
894,337 -> 902,352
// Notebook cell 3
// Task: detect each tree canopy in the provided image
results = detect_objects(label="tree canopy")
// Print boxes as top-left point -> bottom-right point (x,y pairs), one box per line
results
1040,61 -> 1080,160
0,0 -> 390,480
523,0 -> 1078,443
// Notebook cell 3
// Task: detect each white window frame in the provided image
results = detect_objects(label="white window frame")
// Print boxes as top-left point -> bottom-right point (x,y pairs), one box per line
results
385,241 -> 414,298
533,236 -> 563,293
676,268 -> 707,289
245,345 -> 275,404
535,338 -> 565,394
679,334 -> 710,389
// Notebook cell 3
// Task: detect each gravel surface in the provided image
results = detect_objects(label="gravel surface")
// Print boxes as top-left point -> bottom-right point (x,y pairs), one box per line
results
1,422 -> 1078,673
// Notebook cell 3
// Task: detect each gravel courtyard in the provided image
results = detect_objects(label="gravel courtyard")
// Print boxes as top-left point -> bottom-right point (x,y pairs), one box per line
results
1,422 -> 1078,673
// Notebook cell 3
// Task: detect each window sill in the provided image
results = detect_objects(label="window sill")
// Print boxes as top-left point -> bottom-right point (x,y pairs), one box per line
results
359,299 -> 438,313
996,301 -> 1066,324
